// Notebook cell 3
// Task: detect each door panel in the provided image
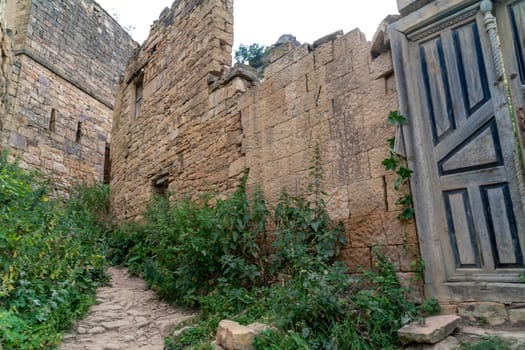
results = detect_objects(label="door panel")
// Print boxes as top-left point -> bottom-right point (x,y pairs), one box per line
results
391,2 -> 525,301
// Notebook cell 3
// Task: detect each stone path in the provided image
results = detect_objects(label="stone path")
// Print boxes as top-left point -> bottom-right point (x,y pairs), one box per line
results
60,267 -> 195,350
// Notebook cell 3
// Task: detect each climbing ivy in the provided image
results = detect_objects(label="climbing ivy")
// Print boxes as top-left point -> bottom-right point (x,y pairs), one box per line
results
382,111 -> 414,222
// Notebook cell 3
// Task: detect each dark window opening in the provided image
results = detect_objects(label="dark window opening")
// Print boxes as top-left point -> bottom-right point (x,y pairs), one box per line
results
75,122 -> 82,143
152,173 -> 169,198
135,80 -> 144,118
49,108 -> 56,132
103,143 -> 111,184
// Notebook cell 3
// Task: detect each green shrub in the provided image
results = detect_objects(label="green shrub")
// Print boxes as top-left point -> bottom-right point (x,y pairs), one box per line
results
111,146 -> 429,349
458,337 -> 511,350
0,152 -> 108,349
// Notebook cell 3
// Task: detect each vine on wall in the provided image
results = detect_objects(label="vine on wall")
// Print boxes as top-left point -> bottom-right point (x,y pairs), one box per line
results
382,111 -> 414,222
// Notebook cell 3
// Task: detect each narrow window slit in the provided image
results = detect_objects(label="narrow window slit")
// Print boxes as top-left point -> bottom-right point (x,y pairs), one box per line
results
76,122 -> 82,143
49,108 -> 56,132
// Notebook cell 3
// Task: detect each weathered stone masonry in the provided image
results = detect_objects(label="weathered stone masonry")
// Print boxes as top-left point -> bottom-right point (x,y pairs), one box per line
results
0,0 -> 136,190
110,0 -> 421,295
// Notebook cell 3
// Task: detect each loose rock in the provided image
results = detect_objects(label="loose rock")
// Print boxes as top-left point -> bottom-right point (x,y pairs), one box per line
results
398,315 -> 461,345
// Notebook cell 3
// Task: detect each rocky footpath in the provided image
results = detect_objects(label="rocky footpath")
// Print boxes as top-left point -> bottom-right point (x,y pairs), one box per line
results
60,267 -> 195,350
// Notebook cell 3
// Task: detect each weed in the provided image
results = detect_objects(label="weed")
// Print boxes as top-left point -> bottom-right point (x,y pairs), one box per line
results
0,152 -> 109,349
458,336 -> 511,350
110,145 -> 431,349
382,110 -> 414,222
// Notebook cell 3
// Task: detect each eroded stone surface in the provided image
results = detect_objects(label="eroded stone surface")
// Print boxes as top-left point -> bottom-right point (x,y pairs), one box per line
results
404,336 -> 460,350
59,267 -> 194,350
458,302 -> 508,326
398,315 -> 461,345
510,308 -> 525,327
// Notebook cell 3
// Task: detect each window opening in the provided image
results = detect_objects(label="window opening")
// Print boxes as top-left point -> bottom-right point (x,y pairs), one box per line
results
103,143 -> 111,184
76,122 -> 82,143
152,172 -> 169,198
49,108 -> 56,132
135,80 -> 144,118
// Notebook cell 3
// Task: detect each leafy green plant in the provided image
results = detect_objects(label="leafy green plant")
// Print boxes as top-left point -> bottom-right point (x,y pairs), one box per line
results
519,272 -> 525,283
0,151 -> 109,349
458,336 -> 511,350
382,110 -> 414,222
111,145 -> 432,350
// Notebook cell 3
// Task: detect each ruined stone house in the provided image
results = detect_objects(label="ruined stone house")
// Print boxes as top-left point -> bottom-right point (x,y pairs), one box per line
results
110,0 -> 525,318
0,0 -> 136,191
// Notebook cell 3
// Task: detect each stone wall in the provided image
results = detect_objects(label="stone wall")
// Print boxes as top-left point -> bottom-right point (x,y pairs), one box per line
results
13,0 -> 135,107
236,31 -> 419,279
1,0 -> 137,190
111,0 -> 235,218
110,0 -> 421,290
0,21 -> 12,129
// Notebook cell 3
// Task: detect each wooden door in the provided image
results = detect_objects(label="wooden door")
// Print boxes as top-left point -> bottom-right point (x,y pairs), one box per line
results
391,2 -> 525,302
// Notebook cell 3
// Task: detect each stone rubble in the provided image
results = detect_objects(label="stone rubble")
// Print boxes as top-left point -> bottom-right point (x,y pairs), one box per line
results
59,267 -> 195,350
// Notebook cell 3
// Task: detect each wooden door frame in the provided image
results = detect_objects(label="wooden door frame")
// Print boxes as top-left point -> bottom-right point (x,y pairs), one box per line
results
389,0 -> 525,303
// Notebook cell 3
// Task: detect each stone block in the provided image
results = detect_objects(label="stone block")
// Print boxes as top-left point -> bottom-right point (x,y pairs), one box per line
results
270,42 -> 296,63
373,245 -> 401,271
347,214 -> 386,248
347,178 -> 387,217
399,244 -> 420,272
325,185 -> 350,221
458,302 -> 508,326
396,272 -> 424,304
509,308 -> 525,326
313,41 -> 334,69
216,320 -> 269,350
439,304 -> 458,316
404,336 -> 460,350
8,131 -> 27,150
340,247 -> 371,272
398,315 -> 461,345
228,157 -> 245,178
368,146 -> 391,178
381,211 -> 418,246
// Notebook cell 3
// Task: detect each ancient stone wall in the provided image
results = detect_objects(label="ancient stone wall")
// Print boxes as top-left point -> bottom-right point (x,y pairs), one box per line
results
1,0 -> 136,190
0,21 -> 12,130
111,0 -> 235,218
235,31 -> 419,280
110,0 -> 420,290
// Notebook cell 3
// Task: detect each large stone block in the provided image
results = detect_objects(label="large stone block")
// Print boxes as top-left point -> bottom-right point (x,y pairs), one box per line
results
458,302 -> 508,326
398,315 -> 461,345
509,308 -> 525,326
347,178 -> 387,217
340,247 -> 371,271
347,214 -> 387,248
216,320 -> 269,350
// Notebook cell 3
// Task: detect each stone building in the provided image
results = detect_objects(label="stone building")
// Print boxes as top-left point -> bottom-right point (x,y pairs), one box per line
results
111,0 -> 525,315
0,0 -> 137,190
110,0 -> 419,294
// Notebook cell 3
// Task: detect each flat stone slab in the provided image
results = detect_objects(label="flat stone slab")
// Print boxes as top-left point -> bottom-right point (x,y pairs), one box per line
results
398,315 -> 461,345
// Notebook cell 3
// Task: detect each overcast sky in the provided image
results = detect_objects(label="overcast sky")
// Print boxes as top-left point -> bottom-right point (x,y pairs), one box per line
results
97,0 -> 399,48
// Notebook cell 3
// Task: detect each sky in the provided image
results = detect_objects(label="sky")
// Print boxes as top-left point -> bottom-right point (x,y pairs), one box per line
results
97,0 -> 399,48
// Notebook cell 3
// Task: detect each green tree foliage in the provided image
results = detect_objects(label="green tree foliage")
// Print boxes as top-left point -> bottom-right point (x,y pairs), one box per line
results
234,43 -> 267,69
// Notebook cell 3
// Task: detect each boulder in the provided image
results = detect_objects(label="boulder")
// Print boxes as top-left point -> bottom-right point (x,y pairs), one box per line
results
216,320 -> 270,350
